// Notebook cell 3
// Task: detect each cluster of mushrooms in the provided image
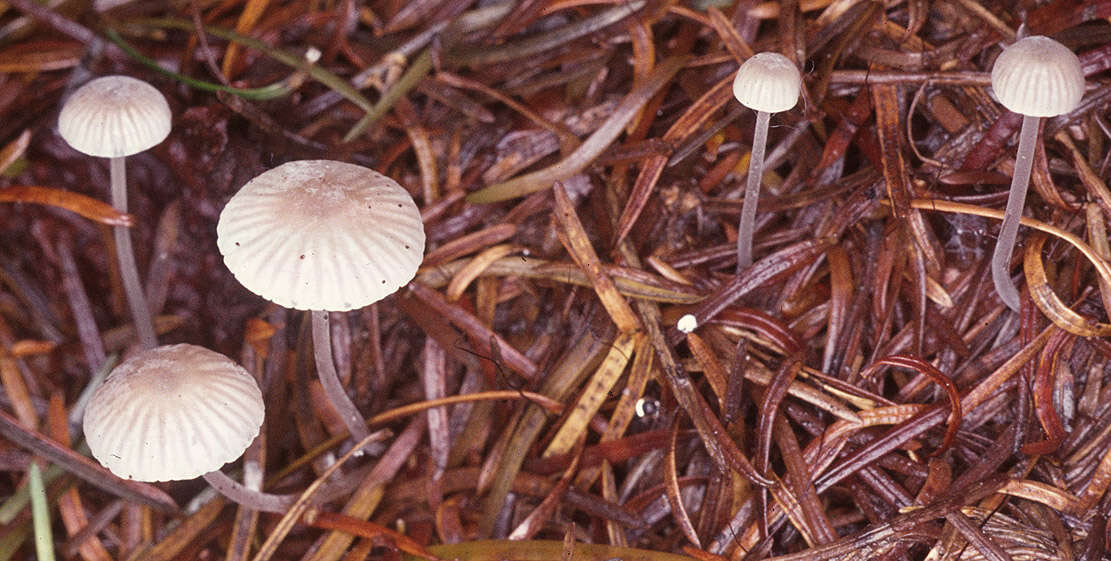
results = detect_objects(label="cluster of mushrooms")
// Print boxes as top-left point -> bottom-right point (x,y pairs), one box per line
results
59,77 -> 425,511
63,32 -> 1084,512
731,35 -> 1085,313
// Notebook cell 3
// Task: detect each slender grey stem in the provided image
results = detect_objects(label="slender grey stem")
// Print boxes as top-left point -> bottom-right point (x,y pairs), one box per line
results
202,471 -> 295,513
737,110 -> 771,271
991,114 -> 1040,312
109,156 -> 157,350
311,310 -> 371,444
199,428 -> 391,513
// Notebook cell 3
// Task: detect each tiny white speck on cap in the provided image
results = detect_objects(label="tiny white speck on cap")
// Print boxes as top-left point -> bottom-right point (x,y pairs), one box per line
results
217,160 -> 427,311
732,52 -> 802,113
991,36 -> 1085,118
58,75 -> 172,158
82,344 -> 264,482
677,314 -> 698,333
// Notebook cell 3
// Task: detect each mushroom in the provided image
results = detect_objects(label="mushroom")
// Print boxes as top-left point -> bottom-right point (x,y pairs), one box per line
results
83,344 -> 293,512
988,35 -> 1084,311
731,52 -> 802,270
216,160 -> 426,447
58,75 -> 172,349
677,313 -> 698,334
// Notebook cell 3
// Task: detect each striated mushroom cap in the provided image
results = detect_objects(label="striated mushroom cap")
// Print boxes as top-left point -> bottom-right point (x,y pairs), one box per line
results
216,160 -> 426,311
58,75 -> 172,158
83,344 -> 265,482
732,52 -> 802,114
991,36 -> 1085,118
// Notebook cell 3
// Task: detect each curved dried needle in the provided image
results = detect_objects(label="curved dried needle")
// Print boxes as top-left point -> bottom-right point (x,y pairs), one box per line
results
1024,233 -> 1111,337
0,186 -> 133,226
908,198 -> 1111,292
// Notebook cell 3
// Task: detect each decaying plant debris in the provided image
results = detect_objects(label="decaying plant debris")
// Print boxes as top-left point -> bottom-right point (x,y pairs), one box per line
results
0,0 -> 1110,559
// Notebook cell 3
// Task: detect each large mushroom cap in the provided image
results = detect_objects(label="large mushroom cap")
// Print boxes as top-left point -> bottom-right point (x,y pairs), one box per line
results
58,75 -> 172,158
991,35 -> 1085,118
732,52 -> 802,114
216,160 -> 426,311
83,344 -> 265,482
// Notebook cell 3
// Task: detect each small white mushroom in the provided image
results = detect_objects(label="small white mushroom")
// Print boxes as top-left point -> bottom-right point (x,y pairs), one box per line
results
732,53 -> 802,271
83,344 -> 292,512
58,76 -> 172,349
217,160 -> 426,445
677,313 -> 698,334
988,36 -> 1084,311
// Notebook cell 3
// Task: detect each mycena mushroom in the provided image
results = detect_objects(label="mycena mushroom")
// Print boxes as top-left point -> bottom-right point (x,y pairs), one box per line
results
83,344 -> 294,512
216,160 -> 426,448
988,36 -> 1084,311
732,52 -> 801,271
677,313 -> 698,334
58,76 -> 171,350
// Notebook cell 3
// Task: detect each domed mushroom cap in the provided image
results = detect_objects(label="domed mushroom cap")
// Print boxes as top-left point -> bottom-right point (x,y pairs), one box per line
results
58,75 -> 172,158
216,160 -> 426,311
82,344 -> 265,482
732,52 -> 802,113
991,36 -> 1085,118
677,314 -> 698,334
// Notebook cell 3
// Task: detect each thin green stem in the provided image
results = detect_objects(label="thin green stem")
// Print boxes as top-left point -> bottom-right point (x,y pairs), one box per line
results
991,114 -> 1040,312
105,29 -> 301,100
0,463 -> 62,524
124,18 -> 373,113
342,49 -> 433,142
312,310 -> 371,445
110,157 -> 157,350
737,110 -> 771,271
28,464 -> 54,561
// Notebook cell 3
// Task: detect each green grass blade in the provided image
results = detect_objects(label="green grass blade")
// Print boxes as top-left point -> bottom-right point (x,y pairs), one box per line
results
105,29 -> 298,100
29,463 -> 55,561
125,18 -> 374,113
342,49 -> 433,142
0,463 -> 62,525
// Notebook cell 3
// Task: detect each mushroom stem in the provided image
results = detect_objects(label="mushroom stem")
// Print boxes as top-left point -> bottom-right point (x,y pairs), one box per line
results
737,109 -> 771,271
202,470 -> 295,513
109,156 -> 157,350
990,114 -> 1040,312
311,310 -> 371,445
